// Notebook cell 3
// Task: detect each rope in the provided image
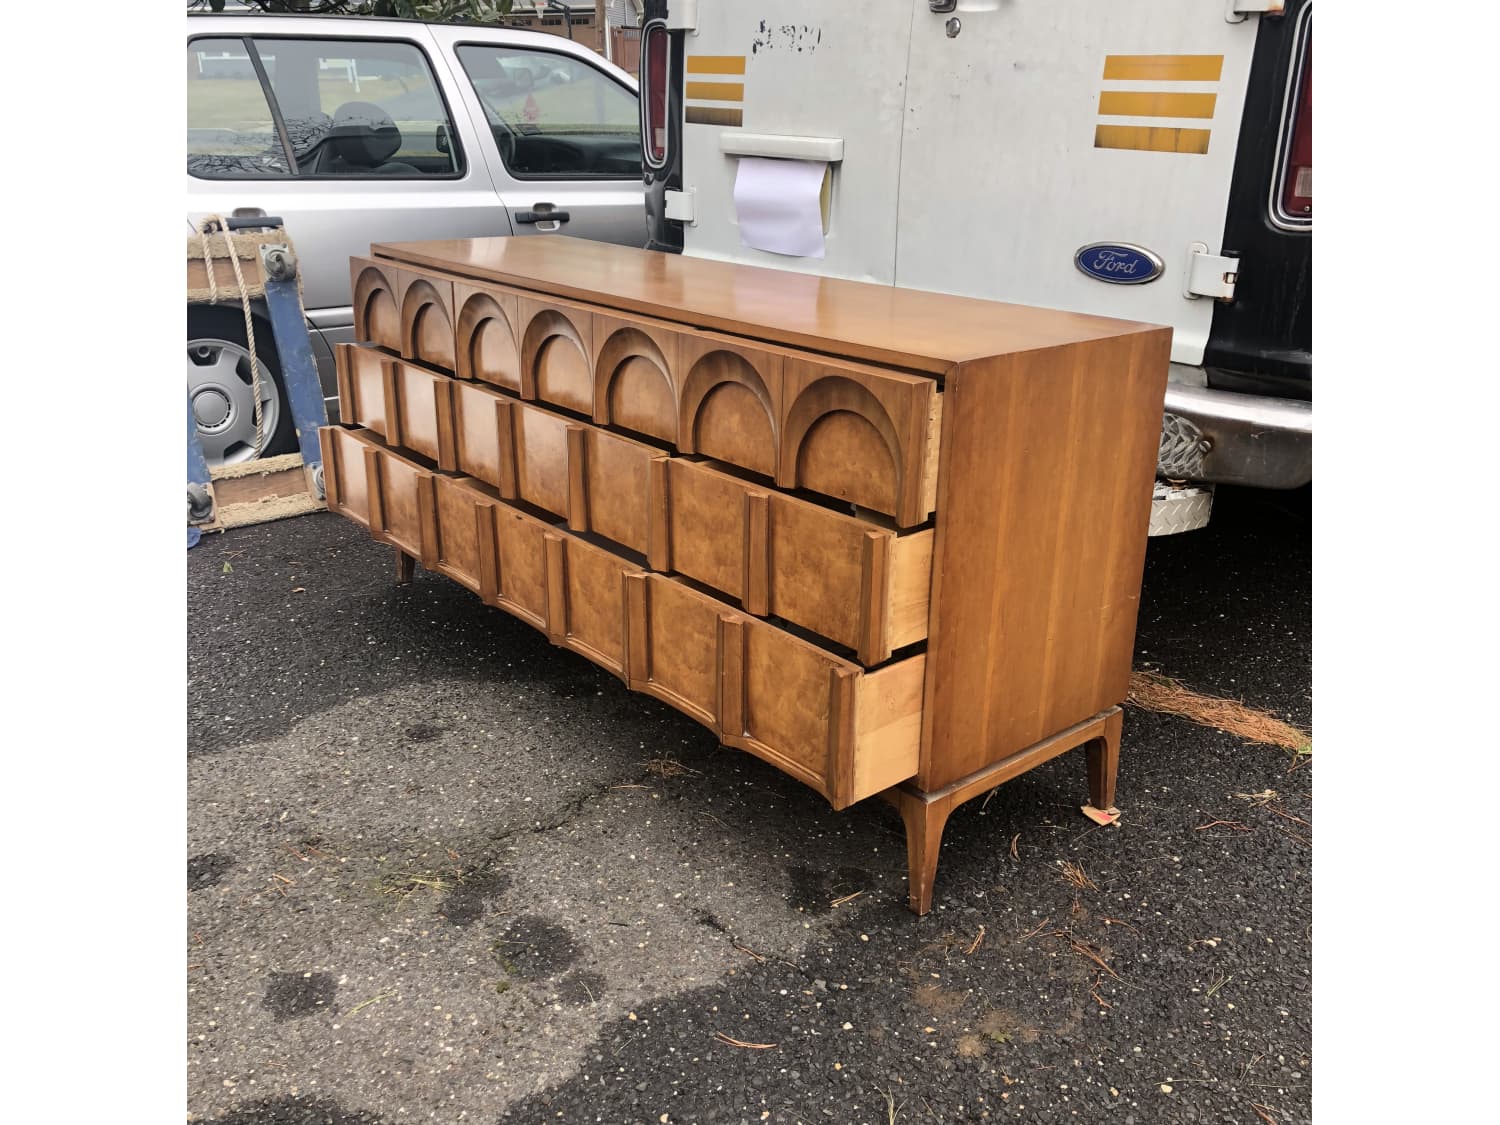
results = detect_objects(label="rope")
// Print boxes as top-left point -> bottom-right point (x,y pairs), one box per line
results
196,215 -> 266,456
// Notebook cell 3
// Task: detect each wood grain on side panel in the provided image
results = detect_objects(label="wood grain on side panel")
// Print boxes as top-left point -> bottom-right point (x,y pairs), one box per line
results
919,329 -> 1171,789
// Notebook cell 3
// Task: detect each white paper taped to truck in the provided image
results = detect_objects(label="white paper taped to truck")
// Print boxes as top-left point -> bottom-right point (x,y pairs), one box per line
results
732,156 -> 827,259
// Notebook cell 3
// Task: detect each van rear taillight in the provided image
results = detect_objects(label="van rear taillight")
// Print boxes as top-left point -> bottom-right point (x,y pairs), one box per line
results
642,21 -> 669,168
1272,6 -> 1312,229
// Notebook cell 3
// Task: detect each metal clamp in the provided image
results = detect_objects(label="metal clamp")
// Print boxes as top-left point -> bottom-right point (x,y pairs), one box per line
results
260,243 -> 298,282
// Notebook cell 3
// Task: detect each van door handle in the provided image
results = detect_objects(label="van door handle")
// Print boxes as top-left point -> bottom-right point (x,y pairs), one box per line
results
510,210 -> 567,225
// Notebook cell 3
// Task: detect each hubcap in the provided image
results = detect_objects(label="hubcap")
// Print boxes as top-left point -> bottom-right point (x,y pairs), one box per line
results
186,337 -> 280,466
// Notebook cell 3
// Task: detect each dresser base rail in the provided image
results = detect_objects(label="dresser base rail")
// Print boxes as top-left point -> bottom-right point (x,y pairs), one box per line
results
881,707 -> 1122,916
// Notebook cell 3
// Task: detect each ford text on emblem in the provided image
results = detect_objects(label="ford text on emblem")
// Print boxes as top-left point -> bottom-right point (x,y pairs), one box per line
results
1074,243 -> 1164,285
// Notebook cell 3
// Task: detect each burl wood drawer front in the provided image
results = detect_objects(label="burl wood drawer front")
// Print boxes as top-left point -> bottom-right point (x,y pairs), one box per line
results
546,534 -> 640,680
663,458 -> 772,615
398,267 -> 456,372
334,343 -> 388,435
510,398 -> 574,520
518,295 -> 595,415
350,257 -> 402,354
429,473 -> 496,599
723,614 -> 926,809
779,357 -> 942,528
625,574 -> 925,809
592,311 -> 682,445
625,573 -> 731,730
676,332 -> 785,481
451,379 -> 514,494
571,426 -> 670,568
320,426 -> 434,562
665,459 -> 934,665
387,359 -> 457,471
454,281 -> 523,393
490,500 -> 552,632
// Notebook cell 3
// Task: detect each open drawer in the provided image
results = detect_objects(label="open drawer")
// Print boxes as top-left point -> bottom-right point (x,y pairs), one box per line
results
626,573 -> 925,809
666,458 -> 933,665
334,342 -> 389,435
319,426 -> 435,563
424,472 -> 638,679
337,350 -> 458,471
779,355 -> 943,529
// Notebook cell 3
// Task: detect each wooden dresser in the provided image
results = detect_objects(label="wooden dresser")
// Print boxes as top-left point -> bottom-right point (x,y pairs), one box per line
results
320,236 -> 1171,914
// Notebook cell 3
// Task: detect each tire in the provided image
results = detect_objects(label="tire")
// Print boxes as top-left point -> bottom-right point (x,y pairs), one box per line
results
187,305 -> 297,467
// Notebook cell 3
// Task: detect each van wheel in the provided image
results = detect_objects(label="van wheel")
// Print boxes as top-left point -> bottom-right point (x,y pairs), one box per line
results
187,306 -> 296,466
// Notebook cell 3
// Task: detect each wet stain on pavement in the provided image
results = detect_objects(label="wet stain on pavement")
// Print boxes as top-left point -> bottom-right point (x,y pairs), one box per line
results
403,722 -> 443,743
188,853 -> 234,892
490,915 -> 581,981
785,864 -> 870,915
206,1095 -> 385,1124
262,971 -> 337,1021
438,866 -> 511,927
553,969 -> 606,1007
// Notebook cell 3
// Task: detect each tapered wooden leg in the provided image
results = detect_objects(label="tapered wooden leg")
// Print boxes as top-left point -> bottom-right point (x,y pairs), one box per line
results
395,548 -> 416,585
891,789 -> 955,916
1086,706 -> 1123,812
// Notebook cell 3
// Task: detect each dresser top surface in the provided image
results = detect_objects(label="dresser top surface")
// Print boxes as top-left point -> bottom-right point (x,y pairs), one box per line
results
371,236 -> 1166,376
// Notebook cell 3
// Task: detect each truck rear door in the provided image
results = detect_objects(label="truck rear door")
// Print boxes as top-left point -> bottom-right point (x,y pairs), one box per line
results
668,0 -> 916,284
895,1 -> 1262,367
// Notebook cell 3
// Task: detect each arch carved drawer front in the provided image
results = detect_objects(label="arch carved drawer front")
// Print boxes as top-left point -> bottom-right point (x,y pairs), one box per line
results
779,357 -> 943,529
592,311 -> 683,445
319,426 -> 434,564
519,295 -> 596,415
676,333 -> 784,481
454,281 -> 523,393
398,268 -> 456,373
349,257 -> 402,354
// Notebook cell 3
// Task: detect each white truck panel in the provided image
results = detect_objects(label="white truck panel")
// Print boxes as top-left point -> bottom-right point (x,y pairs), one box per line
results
679,0 -> 914,283
676,0 -> 1259,366
897,1 -> 1259,366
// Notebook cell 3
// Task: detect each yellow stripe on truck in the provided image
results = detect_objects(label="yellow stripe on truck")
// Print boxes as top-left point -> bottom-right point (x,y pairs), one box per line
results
686,55 -> 747,75
1102,54 -> 1224,82
685,81 -> 744,102
1097,91 -> 1218,119
686,106 -> 744,127
1094,125 -> 1212,155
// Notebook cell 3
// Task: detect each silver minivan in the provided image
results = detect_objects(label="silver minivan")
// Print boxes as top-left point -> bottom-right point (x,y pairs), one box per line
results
187,11 -> 645,464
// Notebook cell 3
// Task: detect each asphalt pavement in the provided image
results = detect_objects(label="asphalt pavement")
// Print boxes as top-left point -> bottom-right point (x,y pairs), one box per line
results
187,484 -> 1311,1125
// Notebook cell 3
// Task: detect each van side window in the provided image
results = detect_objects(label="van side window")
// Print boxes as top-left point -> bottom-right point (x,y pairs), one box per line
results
455,45 -> 641,179
254,38 -> 464,178
187,38 -> 291,178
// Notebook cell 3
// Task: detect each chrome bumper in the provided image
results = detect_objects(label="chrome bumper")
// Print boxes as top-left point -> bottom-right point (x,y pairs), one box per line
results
1159,382 -> 1312,490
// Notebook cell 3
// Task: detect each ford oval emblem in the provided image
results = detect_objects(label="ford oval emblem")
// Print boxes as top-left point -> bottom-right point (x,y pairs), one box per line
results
1074,242 -> 1164,285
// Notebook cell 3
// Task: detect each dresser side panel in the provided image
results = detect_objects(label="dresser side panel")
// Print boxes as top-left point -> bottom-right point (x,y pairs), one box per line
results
919,329 -> 1170,790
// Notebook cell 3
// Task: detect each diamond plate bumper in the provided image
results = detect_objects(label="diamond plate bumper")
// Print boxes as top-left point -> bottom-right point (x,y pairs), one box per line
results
1160,383 -> 1312,490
